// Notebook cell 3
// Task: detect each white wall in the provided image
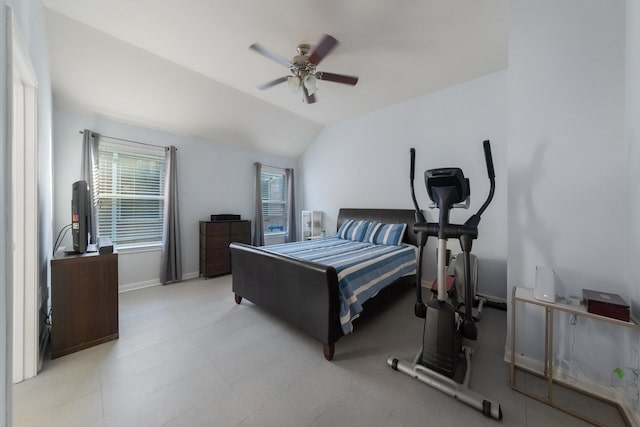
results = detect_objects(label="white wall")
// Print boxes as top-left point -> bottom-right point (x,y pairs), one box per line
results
627,0 -> 640,315
625,0 -> 640,414
1,0 -> 54,424
508,0 -> 637,402
0,5 -> 8,423
52,108 -> 298,289
508,0 -> 627,298
300,71 -> 508,300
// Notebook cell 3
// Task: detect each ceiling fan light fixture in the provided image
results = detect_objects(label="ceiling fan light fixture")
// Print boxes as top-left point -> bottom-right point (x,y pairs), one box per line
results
251,35 -> 358,103
287,76 -> 301,92
304,75 -> 318,96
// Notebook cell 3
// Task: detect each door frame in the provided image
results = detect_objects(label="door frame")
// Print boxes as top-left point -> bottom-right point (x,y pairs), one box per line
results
7,6 -> 40,385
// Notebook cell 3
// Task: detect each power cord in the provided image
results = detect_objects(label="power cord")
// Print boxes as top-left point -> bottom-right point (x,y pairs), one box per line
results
53,224 -> 72,255
553,312 -> 640,409
42,307 -> 52,327
554,321 -> 586,383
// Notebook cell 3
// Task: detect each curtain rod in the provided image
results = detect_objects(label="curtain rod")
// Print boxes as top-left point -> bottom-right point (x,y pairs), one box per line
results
255,162 -> 289,170
79,130 -> 177,150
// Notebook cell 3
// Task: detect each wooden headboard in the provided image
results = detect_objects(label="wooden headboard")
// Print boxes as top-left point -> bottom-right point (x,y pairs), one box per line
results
336,208 -> 421,247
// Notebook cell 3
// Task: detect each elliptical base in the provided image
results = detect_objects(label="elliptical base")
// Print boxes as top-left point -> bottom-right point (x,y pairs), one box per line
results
388,347 -> 502,420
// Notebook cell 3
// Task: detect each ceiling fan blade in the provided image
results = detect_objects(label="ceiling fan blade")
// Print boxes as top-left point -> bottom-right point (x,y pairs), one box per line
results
309,34 -> 338,65
316,71 -> 359,86
249,43 -> 291,67
257,77 -> 288,90
303,85 -> 317,104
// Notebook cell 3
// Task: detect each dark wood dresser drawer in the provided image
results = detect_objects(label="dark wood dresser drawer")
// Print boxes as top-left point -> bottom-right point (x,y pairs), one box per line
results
200,233 -> 229,249
229,233 -> 251,245
230,221 -> 250,234
201,222 -> 229,235
199,220 -> 251,277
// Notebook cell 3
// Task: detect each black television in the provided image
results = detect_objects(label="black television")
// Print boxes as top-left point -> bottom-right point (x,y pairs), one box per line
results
71,180 -> 89,254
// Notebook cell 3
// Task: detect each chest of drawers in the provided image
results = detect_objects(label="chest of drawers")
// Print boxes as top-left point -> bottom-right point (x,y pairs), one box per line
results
199,220 -> 251,277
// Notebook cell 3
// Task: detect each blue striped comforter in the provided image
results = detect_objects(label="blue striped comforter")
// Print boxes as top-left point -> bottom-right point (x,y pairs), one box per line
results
262,238 -> 417,334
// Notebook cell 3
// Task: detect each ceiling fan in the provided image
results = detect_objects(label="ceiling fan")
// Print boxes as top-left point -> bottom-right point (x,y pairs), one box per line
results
249,34 -> 359,104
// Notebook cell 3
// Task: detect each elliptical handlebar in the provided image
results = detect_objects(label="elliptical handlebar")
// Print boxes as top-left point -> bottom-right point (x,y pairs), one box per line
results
410,148 -> 416,181
410,147 -> 427,317
483,140 -> 495,180
410,148 -> 419,213
473,140 -> 496,221
410,148 -> 426,223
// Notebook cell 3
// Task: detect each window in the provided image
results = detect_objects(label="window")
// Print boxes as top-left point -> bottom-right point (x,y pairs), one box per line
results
97,141 -> 166,247
261,168 -> 287,234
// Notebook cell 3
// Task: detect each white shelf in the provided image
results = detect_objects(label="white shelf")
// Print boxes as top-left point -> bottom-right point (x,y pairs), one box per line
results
514,287 -> 637,328
301,211 -> 323,241
510,286 -> 636,426
304,235 -> 324,240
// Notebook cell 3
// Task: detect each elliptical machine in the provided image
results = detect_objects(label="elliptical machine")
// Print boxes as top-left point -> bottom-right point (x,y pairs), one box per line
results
387,140 -> 502,420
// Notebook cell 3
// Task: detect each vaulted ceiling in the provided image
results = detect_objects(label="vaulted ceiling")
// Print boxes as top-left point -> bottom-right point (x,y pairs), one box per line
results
43,0 -> 508,158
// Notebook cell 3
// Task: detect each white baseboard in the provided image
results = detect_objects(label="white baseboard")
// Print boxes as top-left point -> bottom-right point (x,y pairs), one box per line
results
419,282 -> 507,305
118,271 -> 200,293
478,292 -> 507,305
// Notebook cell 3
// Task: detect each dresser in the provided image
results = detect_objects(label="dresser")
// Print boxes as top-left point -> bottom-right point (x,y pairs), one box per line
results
50,251 -> 119,358
200,220 -> 251,277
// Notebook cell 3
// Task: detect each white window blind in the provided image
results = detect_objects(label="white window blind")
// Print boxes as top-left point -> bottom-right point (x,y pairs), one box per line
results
261,169 -> 287,234
97,142 -> 166,246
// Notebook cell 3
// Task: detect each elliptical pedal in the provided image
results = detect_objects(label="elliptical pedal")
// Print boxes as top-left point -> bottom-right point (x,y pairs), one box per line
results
430,275 -> 455,297
456,297 -> 485,322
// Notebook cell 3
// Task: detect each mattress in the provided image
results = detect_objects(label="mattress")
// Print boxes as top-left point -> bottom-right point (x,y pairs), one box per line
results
262,237 -> 417,333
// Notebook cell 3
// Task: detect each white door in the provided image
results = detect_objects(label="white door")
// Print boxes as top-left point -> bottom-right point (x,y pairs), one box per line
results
9,9 -> 40,384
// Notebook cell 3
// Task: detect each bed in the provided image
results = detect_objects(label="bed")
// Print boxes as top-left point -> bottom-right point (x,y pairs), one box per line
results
229,208 -> 418,360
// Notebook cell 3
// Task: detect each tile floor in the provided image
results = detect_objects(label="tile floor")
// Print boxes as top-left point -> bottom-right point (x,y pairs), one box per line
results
12,276 -> 625,426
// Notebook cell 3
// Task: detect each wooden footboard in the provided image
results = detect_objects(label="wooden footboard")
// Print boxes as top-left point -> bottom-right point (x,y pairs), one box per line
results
229,242 -> 342,360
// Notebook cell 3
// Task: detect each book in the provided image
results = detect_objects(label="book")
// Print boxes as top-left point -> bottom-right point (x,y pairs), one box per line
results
582,289 -> 630,322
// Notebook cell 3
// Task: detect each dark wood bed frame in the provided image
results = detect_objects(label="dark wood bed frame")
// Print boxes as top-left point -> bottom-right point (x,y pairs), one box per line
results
229,208 -> 418,361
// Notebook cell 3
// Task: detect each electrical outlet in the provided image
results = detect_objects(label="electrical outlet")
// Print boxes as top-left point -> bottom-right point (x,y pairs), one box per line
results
570,313 -> 577,325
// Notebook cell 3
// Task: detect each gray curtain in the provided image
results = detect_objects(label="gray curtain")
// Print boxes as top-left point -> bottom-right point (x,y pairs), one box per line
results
285,168 -> 296,242
80,129 -> 100,244
160,146 -> 182,284
253,162 -> 265,246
